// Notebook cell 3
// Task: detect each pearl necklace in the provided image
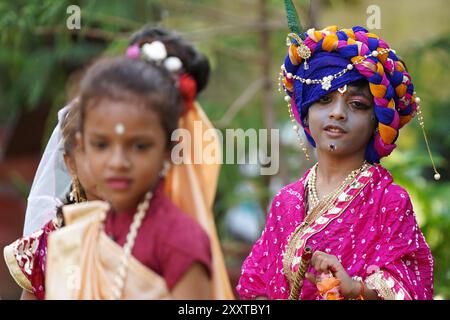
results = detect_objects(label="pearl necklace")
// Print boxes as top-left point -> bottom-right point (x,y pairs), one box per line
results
307,161 -> 368,215
102,190 -> 153,300
283,161 -> 370,296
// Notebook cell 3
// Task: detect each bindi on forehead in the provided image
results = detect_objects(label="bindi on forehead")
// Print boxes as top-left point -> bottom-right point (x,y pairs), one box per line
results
115,123 -> 125,135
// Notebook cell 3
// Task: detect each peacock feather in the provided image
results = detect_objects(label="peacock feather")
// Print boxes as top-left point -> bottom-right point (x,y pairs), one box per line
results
284,0 -> 305,40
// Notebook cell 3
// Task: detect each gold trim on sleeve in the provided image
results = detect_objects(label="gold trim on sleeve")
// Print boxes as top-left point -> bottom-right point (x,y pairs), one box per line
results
3,243 -> 33,293
365,270 -> 396,300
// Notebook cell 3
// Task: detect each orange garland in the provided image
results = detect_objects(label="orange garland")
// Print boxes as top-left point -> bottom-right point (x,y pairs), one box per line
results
316,273 -> 344,300
316,273 -> 365,300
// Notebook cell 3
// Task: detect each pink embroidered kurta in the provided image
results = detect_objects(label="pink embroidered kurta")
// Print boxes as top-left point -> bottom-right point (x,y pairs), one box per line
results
237,164 -> 434,300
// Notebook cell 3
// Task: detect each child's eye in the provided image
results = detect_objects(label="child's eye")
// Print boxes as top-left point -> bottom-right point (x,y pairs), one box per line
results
134,143 -> 151,151
90,141 -> 108,150
318,95 -> 332,104
349,101 -> 370,110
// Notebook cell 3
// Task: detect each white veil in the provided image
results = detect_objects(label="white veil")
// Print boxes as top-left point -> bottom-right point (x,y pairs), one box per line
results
22,100 -> 77,236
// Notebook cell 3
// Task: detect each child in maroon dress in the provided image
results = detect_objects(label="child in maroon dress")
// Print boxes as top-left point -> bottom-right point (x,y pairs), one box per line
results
5,27 -> 214,299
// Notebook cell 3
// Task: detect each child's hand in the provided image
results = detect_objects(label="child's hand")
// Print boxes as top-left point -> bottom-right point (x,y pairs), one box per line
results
305,250 -> 360,299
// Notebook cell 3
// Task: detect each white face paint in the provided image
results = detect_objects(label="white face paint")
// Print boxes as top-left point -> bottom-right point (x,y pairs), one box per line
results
115,123 -> 125,135
337,84 -> 348,95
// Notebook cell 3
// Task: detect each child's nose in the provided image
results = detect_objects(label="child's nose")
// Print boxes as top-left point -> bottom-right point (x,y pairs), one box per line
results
328,96 -> 347,121
109,146 -> 131,170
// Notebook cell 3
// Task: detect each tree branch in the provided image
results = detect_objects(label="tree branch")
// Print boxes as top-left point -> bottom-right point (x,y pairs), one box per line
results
214,78 -> 265,128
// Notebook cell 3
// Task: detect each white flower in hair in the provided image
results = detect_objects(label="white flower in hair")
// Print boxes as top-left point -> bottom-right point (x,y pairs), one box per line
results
141,41 -> 167,63
164,56 -> 183,73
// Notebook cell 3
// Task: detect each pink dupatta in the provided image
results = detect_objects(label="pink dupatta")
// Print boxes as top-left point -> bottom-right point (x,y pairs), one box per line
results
237,164 -> 434,300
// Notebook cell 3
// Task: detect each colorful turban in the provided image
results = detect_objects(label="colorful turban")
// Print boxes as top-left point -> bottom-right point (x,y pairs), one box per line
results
281,25 -> 417,163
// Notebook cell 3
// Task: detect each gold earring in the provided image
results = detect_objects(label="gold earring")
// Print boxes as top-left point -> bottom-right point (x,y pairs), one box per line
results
69,178 -> 86,203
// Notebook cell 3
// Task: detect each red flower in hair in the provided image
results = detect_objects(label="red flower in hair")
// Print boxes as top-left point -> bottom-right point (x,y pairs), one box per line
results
179,74 -> 197,113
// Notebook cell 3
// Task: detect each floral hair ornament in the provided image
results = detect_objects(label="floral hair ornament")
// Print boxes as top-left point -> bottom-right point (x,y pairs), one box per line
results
280,0 -> 441,180
126,41 -> 183,73
179,73 -> 197,114
126,40 -> 197,113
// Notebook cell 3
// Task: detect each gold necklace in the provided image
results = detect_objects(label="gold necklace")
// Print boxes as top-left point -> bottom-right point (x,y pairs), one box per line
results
102,190 -> 153,300
307,161 -> 368,215
284,161 -> 370,290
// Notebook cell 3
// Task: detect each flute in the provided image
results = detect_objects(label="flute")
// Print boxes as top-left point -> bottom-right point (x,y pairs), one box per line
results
289,246 -> 313,300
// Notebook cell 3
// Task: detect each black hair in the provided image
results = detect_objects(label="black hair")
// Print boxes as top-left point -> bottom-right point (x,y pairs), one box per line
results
78,56 -> 182,148
128,26 -> 210,94
61,101 -> 81,156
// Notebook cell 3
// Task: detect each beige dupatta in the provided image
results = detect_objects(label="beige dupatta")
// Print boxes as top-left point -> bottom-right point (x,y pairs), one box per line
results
45,201 -> 171,300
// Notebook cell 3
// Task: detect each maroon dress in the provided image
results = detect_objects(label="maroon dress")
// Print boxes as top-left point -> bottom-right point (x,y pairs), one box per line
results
104,183 -> 212,290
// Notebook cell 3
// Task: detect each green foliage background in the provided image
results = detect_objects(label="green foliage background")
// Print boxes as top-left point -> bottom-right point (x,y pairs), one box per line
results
0,0 -> 448,298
